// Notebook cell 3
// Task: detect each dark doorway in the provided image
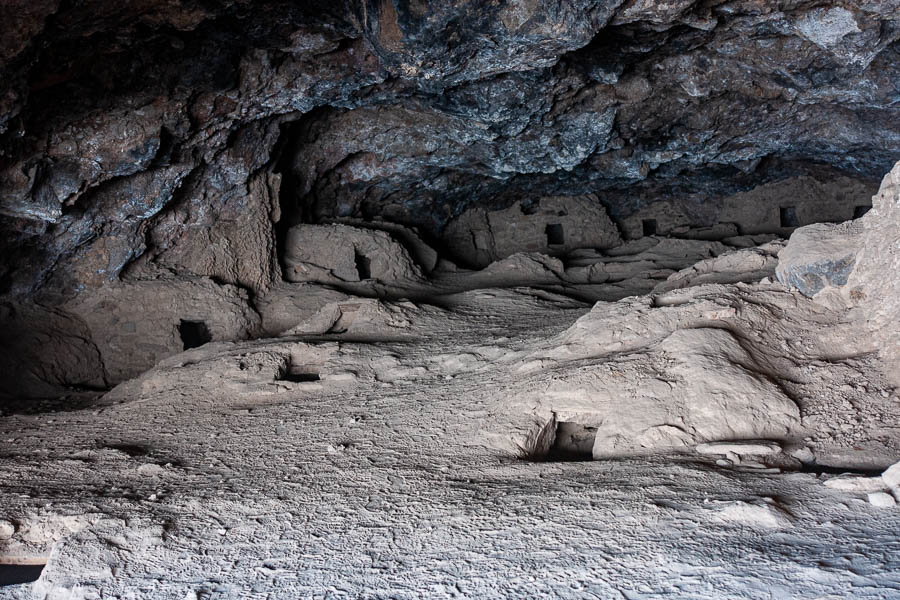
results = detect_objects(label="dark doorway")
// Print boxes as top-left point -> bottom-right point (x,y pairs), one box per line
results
544,421 -> 597,462
279,371 -> 321,383
278,359 -> 321,383
780,206 -> 800,228
0,563 -> 45,586
520,421 -> 597,462
546,223 -> 565,246
853,205 -> 872,219
642,219 -> 657,237
354,249 -> 371,280
178,320 -> 211,351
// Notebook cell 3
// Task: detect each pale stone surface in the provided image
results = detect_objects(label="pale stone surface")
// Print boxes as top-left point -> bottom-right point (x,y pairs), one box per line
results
776,221 -> 861,297
3,163 -> 900,599
824,476 -> 887,493
63,278 -> 260,383
282,223 -> 423,285
867,492 -> 896,508
655,240 -> 783,293
776,161 -> 900,384
882,461 -> 900,493
695,441 -> 782,457
444,195 -> 621,268
3,267 -> 900,597
844,161 -> 900,385
333,218 -> 440,274
796,7 -> 861,49
712,499 -> 794,529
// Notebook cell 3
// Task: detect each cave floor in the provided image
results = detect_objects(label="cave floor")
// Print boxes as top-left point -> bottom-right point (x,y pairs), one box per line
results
2,283 -> 900,599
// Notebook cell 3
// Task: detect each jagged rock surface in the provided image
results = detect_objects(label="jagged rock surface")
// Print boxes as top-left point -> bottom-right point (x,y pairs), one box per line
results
1,0 -> 898,300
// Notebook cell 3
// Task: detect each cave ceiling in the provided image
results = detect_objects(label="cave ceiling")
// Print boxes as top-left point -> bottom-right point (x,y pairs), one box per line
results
1,0 -> 899,298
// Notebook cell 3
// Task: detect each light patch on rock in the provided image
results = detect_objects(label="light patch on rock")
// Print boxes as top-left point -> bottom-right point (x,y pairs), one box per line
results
867,492 -> 897,508
695,440 -> 782,457
713,500 -> 793,529
824,476 -> 887,493
796,8 -> 861,49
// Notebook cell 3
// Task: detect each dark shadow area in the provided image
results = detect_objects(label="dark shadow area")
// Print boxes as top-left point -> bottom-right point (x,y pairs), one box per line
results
544,421 -> 596,462
178,320 -> 211,350
278,360 -> 321,383
546,223 -> 565,246
0,564 -> 44,587
0,390 -> 108,417
780,206 -> 800,228
854,205 -> 872,219
796,463 -> 885,476
279,372 -> 321,383
642,218 -> 657,236
354,250 -> 372,280
520,420 -> 597,462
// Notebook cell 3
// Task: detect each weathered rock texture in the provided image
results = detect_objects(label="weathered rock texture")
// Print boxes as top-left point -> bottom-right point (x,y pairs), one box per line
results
3,0 -> 899,295
778,160 -> 900,382
444,195 -> 621,268
1,0 -> 899,398
282,223 -> 423,285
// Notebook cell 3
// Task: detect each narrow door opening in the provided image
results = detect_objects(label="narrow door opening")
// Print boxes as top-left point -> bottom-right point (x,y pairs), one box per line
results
178,320 -> 211,350
354,249 -> 371,280
642,219 -> 657,236
546,223 -> 565,246
780,206 -> 800,228
545,421 -> 597,462
519,420 -> 597,462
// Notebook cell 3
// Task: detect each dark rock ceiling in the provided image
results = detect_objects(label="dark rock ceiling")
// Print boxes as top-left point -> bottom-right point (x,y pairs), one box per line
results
1,0 -> 899,300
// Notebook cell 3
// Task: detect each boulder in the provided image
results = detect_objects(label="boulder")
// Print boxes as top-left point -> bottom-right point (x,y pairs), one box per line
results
776,221 -> 862,297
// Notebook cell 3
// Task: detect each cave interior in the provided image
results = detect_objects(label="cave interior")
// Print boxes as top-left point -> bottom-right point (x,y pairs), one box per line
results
1,0 -> 900,597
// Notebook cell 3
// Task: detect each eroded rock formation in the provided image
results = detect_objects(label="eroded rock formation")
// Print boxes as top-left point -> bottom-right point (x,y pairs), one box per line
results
3,1 -> 898,400
2,0 -> 898,295
2,3 -> 900,595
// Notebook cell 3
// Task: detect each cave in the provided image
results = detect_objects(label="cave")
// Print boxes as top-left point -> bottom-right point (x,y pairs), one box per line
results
1,1 -> 900,597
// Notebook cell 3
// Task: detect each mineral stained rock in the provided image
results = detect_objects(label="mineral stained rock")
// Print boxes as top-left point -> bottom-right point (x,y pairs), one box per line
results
776,221 -> 862,297
2,0 -> 899,298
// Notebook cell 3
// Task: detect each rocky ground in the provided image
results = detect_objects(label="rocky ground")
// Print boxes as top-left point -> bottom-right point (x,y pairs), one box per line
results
1,164 -> 899,599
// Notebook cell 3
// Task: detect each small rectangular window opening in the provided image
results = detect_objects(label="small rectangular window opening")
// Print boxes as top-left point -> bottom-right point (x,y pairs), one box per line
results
546,223 -> 565,246
278,360 -> 321,383
642,219 -> 657,237
178,320 -> 211,351
780,206 -> 800,228
279,371 -> 321,383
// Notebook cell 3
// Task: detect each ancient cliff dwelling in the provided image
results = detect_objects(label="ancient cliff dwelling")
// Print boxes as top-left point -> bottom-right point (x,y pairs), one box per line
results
1,0 -> 900,597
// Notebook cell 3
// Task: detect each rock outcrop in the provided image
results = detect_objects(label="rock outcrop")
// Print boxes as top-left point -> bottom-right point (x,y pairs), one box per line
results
443,195 -> 621,268
776,222 -> 862,297
2,0 -> 898,300
777,160 -> 900,382
282,223 -> 424,285
1,1 -> 899,400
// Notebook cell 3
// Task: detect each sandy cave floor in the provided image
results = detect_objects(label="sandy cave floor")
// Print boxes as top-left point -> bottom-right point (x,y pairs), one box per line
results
1,281 -> 900,599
